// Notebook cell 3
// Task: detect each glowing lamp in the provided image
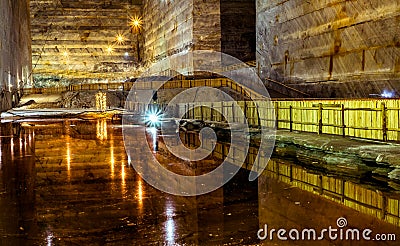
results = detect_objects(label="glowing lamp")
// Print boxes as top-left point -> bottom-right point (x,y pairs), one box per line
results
149,114 -> 159,124
116,34 -> 126,44
130,16 -> 143,31
145,109 -> 163,127
106,45 -> 114,54
381,90 -> 395,98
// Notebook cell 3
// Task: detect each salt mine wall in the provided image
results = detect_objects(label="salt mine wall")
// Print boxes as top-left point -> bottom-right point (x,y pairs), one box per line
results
143,0 -> 194,63
257,0 -> 400,98
143,0 -> 222,72
143,0 -> 256,67
0,0 -> 32,111
192,0 -> 221,52
30,0 -> 142,84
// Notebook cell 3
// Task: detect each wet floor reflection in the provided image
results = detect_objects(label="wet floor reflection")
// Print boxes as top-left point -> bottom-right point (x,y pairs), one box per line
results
258,167 -> 400,245
0,120 -> 259,245
164,199 -> 176,245
0,120 -> 399,245
0,123 -> 36,245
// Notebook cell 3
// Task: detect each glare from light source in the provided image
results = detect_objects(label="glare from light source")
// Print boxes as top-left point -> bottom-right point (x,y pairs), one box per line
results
115,33 -> 126,44
130,16 -> 142,31
149,114 -> 159,124
144,109 -> 163,127
147,127 -> 158,152
62,50 -> 69,57
381,90 -> 395,98
106,45 -> 114,54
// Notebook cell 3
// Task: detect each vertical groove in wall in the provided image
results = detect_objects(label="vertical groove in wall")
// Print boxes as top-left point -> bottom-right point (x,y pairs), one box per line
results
256,0 -> 400,98
0,0 -> 32,111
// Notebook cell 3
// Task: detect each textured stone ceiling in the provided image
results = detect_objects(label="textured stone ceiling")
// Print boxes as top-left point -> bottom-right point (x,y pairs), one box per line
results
30,0 -> 143,83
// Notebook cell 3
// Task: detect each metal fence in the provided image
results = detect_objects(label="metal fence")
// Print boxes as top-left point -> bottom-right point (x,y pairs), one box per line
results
182,131 -> 400,227
274,99 -> 400,142
178,99 -> 400,142
23,78 -> 261,99
24,79 -> 400,142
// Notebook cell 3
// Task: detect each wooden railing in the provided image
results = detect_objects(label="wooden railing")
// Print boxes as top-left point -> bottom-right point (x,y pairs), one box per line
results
24,79 -> 400,142
264,77 -> 311,97
265,159 -> 400,227
23,78 -> 264,99
182,131 -> 400,227
172,99 -> 400,142
274,99 -> 400,142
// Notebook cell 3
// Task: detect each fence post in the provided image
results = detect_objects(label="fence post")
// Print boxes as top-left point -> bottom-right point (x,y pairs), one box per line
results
231,103 -> 235,123
289,105 -> 293,132
381,194 -> 387,220
276,161 -> 280,179
244,101 -> 247,124
341,180 -> 345,202
256,104 -> 260,128
341,104 -> 346,137
382,102 -> 388,141
319,175 -> 323,195
275,102 -> 279,130
221,101 -> 225,121
210,103 -> 214,121
318,103 -> 323,135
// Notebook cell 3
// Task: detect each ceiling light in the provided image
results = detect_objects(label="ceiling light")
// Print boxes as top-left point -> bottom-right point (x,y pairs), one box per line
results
106,45 -> 114,54
130,16 -> 142,30
115,34 -> 126,44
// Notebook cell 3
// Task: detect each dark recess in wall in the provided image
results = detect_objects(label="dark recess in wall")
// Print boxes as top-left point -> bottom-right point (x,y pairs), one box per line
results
220,0 -> 256,62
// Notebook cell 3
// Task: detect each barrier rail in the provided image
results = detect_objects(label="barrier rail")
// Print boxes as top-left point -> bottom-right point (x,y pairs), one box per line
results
23,78 -> 264,99
182,131 -> 400,227
274,100 -> 400,142
177,99 -> 400,142
24,79 -> 400,142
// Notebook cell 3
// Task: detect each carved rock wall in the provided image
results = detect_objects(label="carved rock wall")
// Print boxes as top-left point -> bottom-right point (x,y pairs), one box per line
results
30,0 -> 142,82
143,0 -> 256,66
0,0 -> 32,111
257,0 -> 400,98
143,0 -> 194,63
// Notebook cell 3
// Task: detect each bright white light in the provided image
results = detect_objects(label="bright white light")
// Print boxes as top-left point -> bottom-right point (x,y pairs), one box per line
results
381,90 -> 395,98
148,127 -> 157,136
124,52 -> 129,57
165,200 -> 176,245
147,127 -> 158,152
144,109 -> 163,127
45,229 -> 53,246
149,114 -> 159,124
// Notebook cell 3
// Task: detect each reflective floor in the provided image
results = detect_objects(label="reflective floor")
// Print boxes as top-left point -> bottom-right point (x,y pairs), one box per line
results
0,120 -> 399,245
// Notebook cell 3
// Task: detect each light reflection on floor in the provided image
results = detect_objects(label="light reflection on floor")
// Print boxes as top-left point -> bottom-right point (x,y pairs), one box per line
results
0,120 -> 259,245
0,120 -> 399,245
